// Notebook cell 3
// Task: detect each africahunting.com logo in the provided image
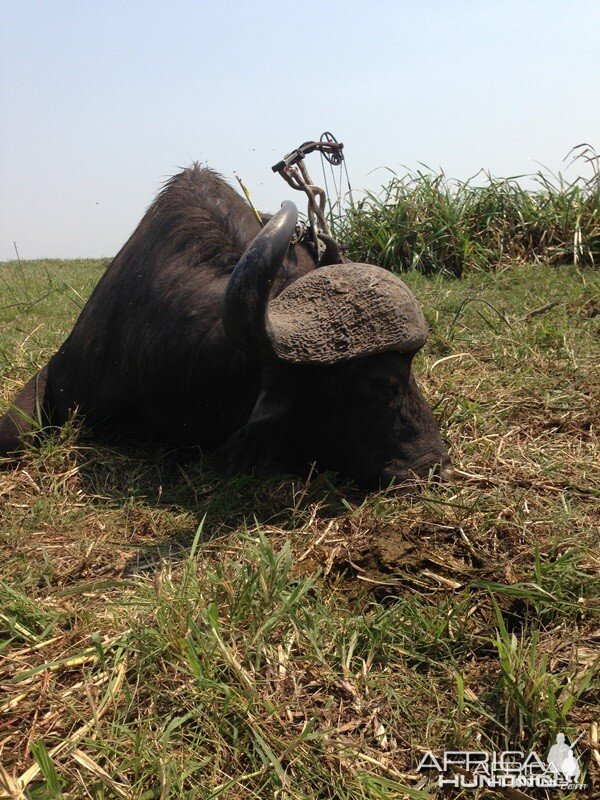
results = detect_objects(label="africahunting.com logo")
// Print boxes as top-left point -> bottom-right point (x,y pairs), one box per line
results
417,732 -> 586,790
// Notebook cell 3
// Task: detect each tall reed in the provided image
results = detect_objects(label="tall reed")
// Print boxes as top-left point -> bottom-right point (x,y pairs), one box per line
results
338,144 -> 599,276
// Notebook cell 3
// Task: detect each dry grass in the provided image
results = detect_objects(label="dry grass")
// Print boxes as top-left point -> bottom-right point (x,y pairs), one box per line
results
0,259 -> 599,799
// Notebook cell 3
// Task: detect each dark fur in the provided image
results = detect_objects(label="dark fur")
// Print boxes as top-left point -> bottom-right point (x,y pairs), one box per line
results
0,165 -> 449,487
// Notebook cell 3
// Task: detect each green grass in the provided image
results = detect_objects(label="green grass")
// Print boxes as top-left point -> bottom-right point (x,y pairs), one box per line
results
338,145 -> 600,276
1,256 -> 599,798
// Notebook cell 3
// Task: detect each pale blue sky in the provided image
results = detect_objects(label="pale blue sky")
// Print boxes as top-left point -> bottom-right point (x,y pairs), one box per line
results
1,1 -> 599,260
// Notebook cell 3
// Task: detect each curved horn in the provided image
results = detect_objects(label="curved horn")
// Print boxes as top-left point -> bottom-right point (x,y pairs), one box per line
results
317,232 -> 342,266
222,201 -> 298,352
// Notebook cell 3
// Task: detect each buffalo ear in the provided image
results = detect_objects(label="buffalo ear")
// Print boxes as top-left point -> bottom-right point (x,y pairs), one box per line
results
212,422 -> 266,475
214,387 -> 293,476
213,417 -> 290,476
247,387 -> 291,424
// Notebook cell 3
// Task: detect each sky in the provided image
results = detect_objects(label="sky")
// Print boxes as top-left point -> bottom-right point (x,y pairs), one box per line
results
1,0 -> 599,260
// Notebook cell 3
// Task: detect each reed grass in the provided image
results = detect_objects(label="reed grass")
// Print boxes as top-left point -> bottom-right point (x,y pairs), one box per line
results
339,144 -> 600,276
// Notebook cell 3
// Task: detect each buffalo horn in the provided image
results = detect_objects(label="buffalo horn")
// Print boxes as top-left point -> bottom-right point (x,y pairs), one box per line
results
222,200 -> 298,353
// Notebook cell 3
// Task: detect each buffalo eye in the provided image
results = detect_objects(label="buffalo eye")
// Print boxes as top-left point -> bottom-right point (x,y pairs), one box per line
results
368,377 -> 400,399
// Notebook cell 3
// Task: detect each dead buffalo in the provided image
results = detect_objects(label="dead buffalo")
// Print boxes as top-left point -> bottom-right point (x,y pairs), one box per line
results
0,165 -> 450,488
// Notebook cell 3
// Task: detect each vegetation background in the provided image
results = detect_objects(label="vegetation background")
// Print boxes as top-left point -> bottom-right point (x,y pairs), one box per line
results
337,144 -> 600,277
1,157 -> 599,799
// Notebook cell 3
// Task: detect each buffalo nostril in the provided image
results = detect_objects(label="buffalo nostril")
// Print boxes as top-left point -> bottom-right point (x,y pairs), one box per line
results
379,455 -> 452,490
423,459 -> 453,483
438,464 -> 454,483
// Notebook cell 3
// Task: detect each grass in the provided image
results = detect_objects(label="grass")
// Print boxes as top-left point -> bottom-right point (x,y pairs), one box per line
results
0,252 -> 599,798
338,144 -> 600,276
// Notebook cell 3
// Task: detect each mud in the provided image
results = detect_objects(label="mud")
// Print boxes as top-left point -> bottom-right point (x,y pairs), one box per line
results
292,513 -> 488,595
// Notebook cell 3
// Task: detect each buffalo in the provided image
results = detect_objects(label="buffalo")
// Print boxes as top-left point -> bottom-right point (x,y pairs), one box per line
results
0,165 -> 450,488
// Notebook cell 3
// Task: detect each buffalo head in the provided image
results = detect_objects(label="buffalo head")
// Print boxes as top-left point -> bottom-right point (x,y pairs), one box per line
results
219,201 -> 450,489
